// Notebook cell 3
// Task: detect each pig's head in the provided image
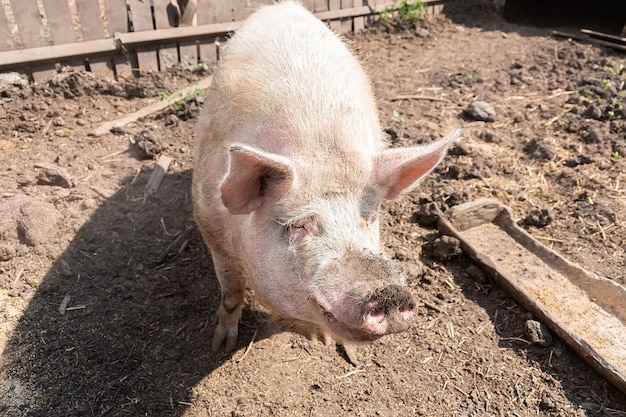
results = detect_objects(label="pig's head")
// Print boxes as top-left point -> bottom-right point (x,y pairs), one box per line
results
218,129 -> 461,343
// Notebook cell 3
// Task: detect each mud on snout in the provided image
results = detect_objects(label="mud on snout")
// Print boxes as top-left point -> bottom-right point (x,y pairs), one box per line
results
312,251 -> 417,343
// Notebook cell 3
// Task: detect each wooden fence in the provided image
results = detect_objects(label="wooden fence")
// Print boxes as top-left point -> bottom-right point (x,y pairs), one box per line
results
0,0 -> 446,82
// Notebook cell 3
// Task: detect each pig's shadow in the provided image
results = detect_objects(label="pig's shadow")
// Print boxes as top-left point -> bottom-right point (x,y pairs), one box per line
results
3,169 -> 268,416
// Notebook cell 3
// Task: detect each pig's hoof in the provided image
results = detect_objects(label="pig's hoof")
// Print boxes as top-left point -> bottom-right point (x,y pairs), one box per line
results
340,343 -> 359,366
211,328 -> 238,353
309,330 -> 333,346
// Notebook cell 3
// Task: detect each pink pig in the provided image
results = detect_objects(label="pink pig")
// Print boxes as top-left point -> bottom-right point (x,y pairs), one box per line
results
192,1 -> 461,354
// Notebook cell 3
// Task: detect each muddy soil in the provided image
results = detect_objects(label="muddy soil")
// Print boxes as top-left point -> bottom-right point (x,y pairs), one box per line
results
1,2 -> 625,416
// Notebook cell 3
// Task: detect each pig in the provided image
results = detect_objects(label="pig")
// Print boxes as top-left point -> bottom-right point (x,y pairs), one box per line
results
192,1 -> 461,354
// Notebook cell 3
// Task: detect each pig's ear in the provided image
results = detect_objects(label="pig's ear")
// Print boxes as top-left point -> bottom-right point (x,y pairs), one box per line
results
220,144 -> 296,215
373,129 -> 462,200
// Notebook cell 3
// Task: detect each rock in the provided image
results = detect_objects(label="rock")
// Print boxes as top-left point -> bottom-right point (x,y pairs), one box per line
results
34,162 -> 76,188
0,243 -> 16,261
583,103 -> 603,120
538,391 -> 557,411
524,208 -> 553,228
464,100 -> 496,122
0,72 -> 29,88
0,195 -> 62,250
133,130 -> 164,159
410,202 -> 441,227
523,138 -> 556,161
432,235 -> 462,262
18,201 -> 62,248
466,264 -> 488,284
563,154 -> 593,167
525,319 -> 553,346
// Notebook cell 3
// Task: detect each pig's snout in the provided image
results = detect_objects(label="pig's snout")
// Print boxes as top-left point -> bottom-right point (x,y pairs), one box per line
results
316,277 -> 417,343
361,285 -> 416,335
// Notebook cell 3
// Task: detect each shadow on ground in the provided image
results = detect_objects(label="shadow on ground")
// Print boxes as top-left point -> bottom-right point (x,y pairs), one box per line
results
2,169 -> 267,417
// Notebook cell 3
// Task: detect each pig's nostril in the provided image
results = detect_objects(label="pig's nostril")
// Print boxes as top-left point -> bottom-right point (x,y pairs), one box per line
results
369,307 -> 385,319
399,303 -> 415,314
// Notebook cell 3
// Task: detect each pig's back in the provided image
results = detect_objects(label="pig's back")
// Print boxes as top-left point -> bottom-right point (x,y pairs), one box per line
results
206,1 -> 382,155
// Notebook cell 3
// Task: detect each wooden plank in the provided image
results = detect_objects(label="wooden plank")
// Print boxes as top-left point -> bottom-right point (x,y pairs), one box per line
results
340,0 -> 354,33
301,0 -> 315,12
40,0 -> 76,45
232,0 -> 250,21
196,0 -> 217,66
177,0 -> 198,67
9,0 -> 46,47
76,0 -> 113,76
93,76 -> 213,136
153,0 -> 179,69
10,0 -> 56,80
0,21 -> 240,72
0,38 -> 116,70
0,4 -> 16,51
215,0 -> 232,22
328,0 -> 341,32
42,0 -> 86,70
128,0 -> 159,74
314,0 -> 329,13
103,0 -> 132,78
352,0 -> 364,32
179,39 -> 198,67
116,21 -> 240,46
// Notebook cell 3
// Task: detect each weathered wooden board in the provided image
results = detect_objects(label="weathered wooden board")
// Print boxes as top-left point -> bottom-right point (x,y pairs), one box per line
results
352,0 -> 365,32
314,0 -> 329,13
41,0 -> 76,45
439,198 -> 626,396
128,0 -> 159,73
340,0 -> 354,33
176,0 -> 199,66
328,0 -> 341,32
76,0 -> 113,76
232,0 -> 250,21
10,0 -> 56,80
153,0 -> 179,70
196,0 -> 218,66
104,0 -> 132,78
0,5 -> 15,52
1,0 -> 448,78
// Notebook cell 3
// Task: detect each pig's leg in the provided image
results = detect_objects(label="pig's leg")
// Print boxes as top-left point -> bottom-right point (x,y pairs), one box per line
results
210,249 -> 245,352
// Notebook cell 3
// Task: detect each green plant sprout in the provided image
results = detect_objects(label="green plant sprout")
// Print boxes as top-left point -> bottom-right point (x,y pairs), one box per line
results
159,87 -> 205,109
381,0 -> 427,22
391,109 -> 406,123
606,63 -> 624,75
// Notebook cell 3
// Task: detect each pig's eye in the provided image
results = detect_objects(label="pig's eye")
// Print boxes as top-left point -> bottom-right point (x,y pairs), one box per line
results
359,211 -> 378,228
284,216 -> 319,242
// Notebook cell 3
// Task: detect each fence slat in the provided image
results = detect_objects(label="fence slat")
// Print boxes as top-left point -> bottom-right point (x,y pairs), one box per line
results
232,0 -> 250,21
340,0 -> 354,33
10,0 -> 56,81
352,0 -> 364,32
328,0 -> 341,32
41,0 -> 87,71
196,0 -> 217,66
103,0 -> 132,78
153,0 -> 178,70
214,0 -> 232,22
128,0 -> 159,73
314,0 -> 329,13
75,0 -> 114,76
0,6 -> 15,52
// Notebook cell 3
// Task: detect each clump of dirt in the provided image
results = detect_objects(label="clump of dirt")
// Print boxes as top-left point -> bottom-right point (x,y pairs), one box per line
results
1,3 -> 625,417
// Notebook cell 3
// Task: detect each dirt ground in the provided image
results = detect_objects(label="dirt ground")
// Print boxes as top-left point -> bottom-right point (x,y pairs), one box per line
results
1,1 -> 625,416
